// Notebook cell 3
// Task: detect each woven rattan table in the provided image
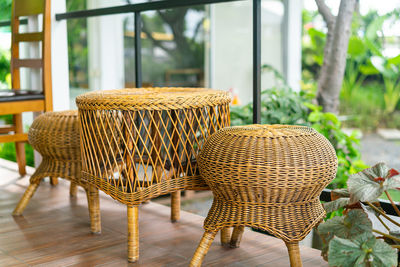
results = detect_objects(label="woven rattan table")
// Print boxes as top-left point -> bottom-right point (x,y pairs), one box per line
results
190,125 -> 338,267
76,87 -> 231,262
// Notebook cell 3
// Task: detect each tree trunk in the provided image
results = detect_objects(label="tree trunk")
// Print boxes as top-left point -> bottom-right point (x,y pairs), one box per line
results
316,0 -> 357,113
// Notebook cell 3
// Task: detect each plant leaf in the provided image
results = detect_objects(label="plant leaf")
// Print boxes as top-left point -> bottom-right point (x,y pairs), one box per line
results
328,236 -> 365,267
348,36 -> 366,57
369,237 -> 398,267
318,210 -> 372,239
323,198 -> 350,213
347,163 -> 400,203
328,232 -> 397,267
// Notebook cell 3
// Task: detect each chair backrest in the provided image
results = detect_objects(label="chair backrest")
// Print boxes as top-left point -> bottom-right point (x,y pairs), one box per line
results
11,0 -> 52,111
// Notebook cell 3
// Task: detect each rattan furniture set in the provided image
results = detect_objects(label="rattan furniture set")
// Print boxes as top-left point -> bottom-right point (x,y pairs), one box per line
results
12,87 -> 337,266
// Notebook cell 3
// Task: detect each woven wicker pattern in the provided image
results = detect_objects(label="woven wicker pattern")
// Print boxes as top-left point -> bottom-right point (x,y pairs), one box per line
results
77,87 -> 231,262
13,111 -> 95,219
27,110 -> 81,184
76,87 -> 231,206
199,124 -> 337,241
190,124 -> 337,267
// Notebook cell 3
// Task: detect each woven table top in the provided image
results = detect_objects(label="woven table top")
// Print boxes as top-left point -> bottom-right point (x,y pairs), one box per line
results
76,87 -> 231,111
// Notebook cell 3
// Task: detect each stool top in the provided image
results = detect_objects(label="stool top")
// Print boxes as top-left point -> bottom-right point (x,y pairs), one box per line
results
199,124 -> 337,171
221,124 -> 316,138
76,87 -> 231,111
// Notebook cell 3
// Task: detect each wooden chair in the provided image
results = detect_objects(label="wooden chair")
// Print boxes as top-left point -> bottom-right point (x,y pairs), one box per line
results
0,0 -> 52,177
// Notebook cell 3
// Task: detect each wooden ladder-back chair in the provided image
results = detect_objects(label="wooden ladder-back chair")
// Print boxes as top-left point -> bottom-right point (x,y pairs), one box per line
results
0,0 -> 52,176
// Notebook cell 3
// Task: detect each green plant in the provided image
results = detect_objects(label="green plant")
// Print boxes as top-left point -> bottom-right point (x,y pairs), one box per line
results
230,65 -> 309,127
340,82 -> 385,132
0,116 -> 34,167
305,103 -> 368,189
368,55 -> 400,114
0,142 -> 34,167
318,163 -> 400,266
341,36 -> 367,102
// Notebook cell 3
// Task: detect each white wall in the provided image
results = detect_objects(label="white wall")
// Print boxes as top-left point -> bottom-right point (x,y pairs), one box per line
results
51,0 -> 70,111
87,0 -> 125,91
209,0 -> 284,105
282,0 -> 302,91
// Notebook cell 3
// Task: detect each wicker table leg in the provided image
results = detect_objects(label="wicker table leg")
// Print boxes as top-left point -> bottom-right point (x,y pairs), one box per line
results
230,226 -> 244,248
127,206 -> 139,262
49,177 -> 58,186
86,185 -> 101,234
285,241 -> 302,267
220,227 -> 232,247
190,230 -> 217,267
171,191 -> 180,222
70,182 -> 78,197
12,183 -> 39,216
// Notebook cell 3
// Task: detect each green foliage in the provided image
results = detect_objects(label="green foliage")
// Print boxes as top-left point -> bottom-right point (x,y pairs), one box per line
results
230,65 -> 309,127
305,103 -> 368,189
368,55 -> 400,114
340,82 -> 385,131
0,49 -> 10,89
302,8 -> 400,129
0,142 -> 34,167
66,0 -> 88,89
328,233 -> 397,267
0,0 -> 11,89
0,0 -> 11,22
302,26 -> 325,80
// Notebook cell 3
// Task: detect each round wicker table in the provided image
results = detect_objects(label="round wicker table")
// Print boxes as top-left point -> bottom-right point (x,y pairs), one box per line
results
76,87 -> 231,262
190,125 -> 338,267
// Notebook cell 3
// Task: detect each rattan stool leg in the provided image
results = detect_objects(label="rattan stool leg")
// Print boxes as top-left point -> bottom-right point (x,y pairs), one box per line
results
190,230 -> 217,267
220,227 -> 232,247
171,191 -> 180,222
127,206 -> 139,262
70,182 -> 78,197
12,183 -> 39,216
230,226 -> 245,248
285,241 -> 302,267
49,177 -> 58,186
86,186 -> 101,234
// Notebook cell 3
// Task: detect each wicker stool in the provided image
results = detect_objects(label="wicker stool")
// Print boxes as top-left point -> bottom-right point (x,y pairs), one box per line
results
12,111 -> 97,227
190,125 -> 338,267
77,87 -> 231,262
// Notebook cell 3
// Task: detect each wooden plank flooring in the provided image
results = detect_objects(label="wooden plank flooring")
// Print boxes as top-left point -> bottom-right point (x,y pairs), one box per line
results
0,159 -> 327,266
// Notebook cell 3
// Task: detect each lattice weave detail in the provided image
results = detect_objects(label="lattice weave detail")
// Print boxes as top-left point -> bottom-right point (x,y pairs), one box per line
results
76,87 -> 231,205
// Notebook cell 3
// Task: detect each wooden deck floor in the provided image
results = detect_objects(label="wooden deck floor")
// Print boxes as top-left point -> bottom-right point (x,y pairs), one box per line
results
0,159 -> 327,266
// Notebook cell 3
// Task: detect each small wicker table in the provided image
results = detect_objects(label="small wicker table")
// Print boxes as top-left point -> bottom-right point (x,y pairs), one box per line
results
76,87 -> 231,262
190,125 -> 338,267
